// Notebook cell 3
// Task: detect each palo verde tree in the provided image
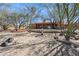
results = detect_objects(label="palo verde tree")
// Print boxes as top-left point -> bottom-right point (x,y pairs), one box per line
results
9,12 -> 26,31
24,5 -> 42,29
0,9 -> 10,30
0,4 -> 12,30
42,3 -> 79,56
43,4 -> 57,29
23,6 -> 37,29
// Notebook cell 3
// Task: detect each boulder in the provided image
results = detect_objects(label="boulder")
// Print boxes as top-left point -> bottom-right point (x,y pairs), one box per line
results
0,36 -> 14,47
59,33 -> 64,36
75,35 -> 79,40
54,36 -> 58,39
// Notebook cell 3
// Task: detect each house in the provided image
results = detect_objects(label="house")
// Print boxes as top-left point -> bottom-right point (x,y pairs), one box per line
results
31,22 -> 64,29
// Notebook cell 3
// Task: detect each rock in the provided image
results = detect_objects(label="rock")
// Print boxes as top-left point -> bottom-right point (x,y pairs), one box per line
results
75,35 -> 79,40
59,33 -> 64,36
0,42 -> 6,47
70,37 -> 75,40
75,30 -> 79,33
35,33 -> 43,37
0,36 -> 14,47
41,33 -> 43,35
54,36 -> 58,39
6,37 -> 13,43
73,32 -> 78,35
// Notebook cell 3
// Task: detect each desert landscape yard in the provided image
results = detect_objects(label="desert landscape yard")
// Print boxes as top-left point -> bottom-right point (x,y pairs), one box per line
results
0,31 -> 58,56
0,30 -> 78,56
0,3 -> 79,56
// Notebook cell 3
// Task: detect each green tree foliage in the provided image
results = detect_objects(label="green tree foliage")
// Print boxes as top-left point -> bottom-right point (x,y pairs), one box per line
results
0,9 -> 9,30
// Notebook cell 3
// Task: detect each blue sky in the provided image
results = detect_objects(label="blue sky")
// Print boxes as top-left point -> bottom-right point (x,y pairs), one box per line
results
7,3 -> 49,23
0,3 -> 77,25
1,3 -> 70,24
9,3 -> 44,13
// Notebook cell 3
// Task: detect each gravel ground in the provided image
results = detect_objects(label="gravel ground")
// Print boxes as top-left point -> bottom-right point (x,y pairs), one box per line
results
0,32 -> 79,56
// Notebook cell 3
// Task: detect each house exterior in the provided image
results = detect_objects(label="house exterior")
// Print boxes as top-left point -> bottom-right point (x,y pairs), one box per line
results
31,22 -> 65,29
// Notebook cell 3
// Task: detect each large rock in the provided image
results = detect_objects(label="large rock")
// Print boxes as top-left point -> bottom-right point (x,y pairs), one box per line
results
0,36 -> 14,47
75,35 -> 79,40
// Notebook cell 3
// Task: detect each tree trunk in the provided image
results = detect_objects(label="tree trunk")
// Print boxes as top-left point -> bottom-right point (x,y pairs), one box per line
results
2,25 -> 8,30
15,26 -> 18,31
18,25 -> 21,30
65,35 -> 70,41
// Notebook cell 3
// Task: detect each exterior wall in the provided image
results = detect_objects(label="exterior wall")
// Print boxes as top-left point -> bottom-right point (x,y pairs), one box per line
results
64,24 -> 79,29
31,22 -> 64,29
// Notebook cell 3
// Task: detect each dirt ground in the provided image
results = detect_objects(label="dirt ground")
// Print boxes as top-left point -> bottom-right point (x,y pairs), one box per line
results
0,32 -> 54,56
0,31 -> 79,56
